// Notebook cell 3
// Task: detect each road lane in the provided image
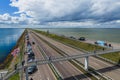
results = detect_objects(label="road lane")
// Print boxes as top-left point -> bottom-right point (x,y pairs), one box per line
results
26,32 -> 56,80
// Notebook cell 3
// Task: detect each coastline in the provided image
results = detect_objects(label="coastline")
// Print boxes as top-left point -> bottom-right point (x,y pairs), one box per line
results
54,32 -> 120,49
0,29 -> 25,70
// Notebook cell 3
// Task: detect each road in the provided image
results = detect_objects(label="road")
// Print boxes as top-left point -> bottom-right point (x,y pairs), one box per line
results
30,32 -> 91,80
23,32 -> 56,80
32,30 -> 120,80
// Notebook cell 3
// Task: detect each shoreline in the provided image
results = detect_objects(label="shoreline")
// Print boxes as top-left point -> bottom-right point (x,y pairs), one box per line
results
47,30 -> 120,49
38,28 -> 120,43
57,32 -> 120,50
0,29 -> 25,70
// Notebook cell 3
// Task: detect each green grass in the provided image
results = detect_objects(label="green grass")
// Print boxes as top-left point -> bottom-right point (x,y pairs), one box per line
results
34,29 -> 120,63
100,52 -> 120,63
8,72 -> 20,80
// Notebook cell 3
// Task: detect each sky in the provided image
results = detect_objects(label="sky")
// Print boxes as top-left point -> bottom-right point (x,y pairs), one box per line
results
0,0 -> 120,28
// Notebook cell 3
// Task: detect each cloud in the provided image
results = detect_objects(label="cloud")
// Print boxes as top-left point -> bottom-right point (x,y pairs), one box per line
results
0,0 -> 120,27
0,13 -> 39,24
9,0 -> 94,23
10,0 -> 120,22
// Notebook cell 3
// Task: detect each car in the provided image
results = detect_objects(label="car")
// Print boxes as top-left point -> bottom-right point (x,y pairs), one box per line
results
28,56 -> 35,60
28,54 -> 35,59
27,41 -> 31,46
29,49 -> 34,53
27,58 -> 35,63
28,48 -> 33,53
28,65 -> 37,74
25,35 -> 29,39
78,37 -> 86,41
94,41 -> 98,44
27,47 -> 32,53
27,38 -> 29,40
28,52 -> 35,56
70,36 -> 76,39
27,45 -> 32,50
32,41 -> 35,45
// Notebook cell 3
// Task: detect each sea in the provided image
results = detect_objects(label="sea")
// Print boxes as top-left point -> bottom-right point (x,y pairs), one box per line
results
38,28 -> 120,43
0,28 -> 24,63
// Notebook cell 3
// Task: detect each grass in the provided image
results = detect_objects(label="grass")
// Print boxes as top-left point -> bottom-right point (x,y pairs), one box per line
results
100,52 -> 120,63
8,72 -> 20,80
33,29 -> 120,63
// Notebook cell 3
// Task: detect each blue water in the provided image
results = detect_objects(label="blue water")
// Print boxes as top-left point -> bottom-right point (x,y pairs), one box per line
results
0,28 -> 24,63
38,28 -> 120,43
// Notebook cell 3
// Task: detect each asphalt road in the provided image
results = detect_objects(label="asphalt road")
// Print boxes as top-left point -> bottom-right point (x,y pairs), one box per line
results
30,32 -> 91,80
32,30 -> 120,80
24,32 -> 56,80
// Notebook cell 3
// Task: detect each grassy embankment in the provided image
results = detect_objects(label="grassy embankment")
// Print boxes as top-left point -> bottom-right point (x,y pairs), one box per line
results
34,30 -> 120,64
8,72 -> 20,80
101,52 -> 120,63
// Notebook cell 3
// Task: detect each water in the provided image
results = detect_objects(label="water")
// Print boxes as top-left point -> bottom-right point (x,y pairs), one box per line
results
0,28 -> 24,63
38,28 -> 120,43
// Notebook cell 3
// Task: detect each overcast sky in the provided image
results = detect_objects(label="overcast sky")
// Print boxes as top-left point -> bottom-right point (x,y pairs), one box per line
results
0,0 -> 120,28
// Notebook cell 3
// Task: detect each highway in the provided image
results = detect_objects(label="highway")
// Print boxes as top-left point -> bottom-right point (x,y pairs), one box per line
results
30,31 -> 91,80
32,30 -> 120,80
24,32 -> 56,80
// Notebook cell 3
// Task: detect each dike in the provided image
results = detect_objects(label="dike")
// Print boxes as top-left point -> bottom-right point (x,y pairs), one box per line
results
0,29 -> 26,70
